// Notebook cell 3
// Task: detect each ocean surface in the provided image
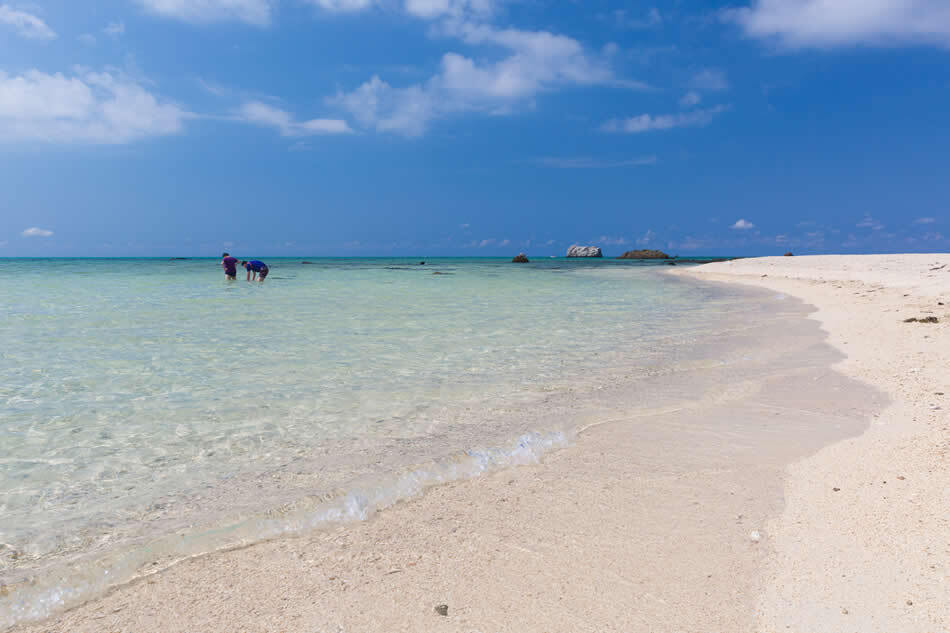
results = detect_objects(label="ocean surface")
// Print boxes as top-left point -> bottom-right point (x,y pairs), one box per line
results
0,256 -> 753,626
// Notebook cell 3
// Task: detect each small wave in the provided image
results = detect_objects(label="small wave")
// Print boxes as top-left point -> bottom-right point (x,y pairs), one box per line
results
0,429 -> 570,630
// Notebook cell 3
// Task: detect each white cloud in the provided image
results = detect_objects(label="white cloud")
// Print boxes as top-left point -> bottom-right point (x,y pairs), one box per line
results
104,21 -> 125,36
78,33 -> 97,45
601,105 -> 728,133
308,0 -> 373,11
498,238 -> 510,247
137,0 -> 273,25
22,227 -> 53,237
856,216 -> 884,230
691,69 -> 729,92
679,91 -> 701,107
535,156 -> 656,168
914,216 -> 936,224
405,0 -> 496,19
731,219 -> 755,230
478,238 -> 495,247
331,23 -> 625,136
598,235 -> 628,246
302,0 -> 495,18
459,223 -> 470,228
0,69 -> 188,144
238,101 -> 352,135
636,229 -> 656,246
0,5 -> 56,39
726,0 -> 950,49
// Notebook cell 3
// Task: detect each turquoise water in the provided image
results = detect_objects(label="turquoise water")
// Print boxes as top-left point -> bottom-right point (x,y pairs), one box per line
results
0,257 -> 747,625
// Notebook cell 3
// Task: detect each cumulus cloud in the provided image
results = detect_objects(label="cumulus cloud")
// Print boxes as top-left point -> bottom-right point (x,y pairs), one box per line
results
238,101 -> 352,135
136,0 -> 273,25
0,5 -> 56,39
78,33 -> 97,45
731,218 -> 755,230
725,0 -> 950,49
330,23 -> 625,136
535,156 -> 656,168
22,227 -> 53,237
601,105 -> 728,133
0,69 -> 188,144
914,216 -> 936,224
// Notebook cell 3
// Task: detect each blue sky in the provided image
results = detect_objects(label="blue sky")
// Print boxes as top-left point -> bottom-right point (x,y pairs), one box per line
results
1,0 -> 948,257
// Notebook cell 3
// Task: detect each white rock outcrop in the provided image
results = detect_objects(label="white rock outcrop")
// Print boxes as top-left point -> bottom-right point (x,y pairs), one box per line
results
566,245 -> 603,258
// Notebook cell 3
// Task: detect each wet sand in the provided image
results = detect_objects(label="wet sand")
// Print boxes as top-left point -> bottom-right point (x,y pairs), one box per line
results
15,256 -> 937,633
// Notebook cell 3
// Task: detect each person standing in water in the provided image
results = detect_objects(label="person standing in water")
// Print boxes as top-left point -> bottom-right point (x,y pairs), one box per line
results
221,252 -> 239,280
242,259 -> 269,282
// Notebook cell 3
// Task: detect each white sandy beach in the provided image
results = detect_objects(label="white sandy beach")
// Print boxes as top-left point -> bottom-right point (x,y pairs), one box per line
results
683,254 -> 950,632
13,254 -> 949,633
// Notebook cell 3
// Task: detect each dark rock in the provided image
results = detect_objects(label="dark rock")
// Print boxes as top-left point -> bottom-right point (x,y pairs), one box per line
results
566,245 -> 603,257
512,253 -> 529,263
905,316 -> 939,323
784,252 -> 794,257
616,249 -> 670,260
301,261 -> 316,264
435,604 -> 449,616
419,261 -> 426,265
665,261 -> 676,266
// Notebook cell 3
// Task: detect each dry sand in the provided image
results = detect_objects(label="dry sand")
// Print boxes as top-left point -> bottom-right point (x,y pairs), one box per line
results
680,254 -> 950,633
13,254 -> 948,633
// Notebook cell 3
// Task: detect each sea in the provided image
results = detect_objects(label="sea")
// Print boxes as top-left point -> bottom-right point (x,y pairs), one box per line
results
0,256 -> 757,627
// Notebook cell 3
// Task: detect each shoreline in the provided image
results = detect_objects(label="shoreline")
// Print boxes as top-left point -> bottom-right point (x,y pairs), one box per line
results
677,254 -> 950,632
11,254 -> 945,632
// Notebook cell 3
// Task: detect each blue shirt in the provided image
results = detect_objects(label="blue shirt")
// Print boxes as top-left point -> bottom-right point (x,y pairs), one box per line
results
245,260 -> 267,272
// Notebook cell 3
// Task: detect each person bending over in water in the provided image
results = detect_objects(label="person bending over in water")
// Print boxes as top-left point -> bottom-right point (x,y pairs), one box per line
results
221,252 -> 239,280
242,259 -> 269,282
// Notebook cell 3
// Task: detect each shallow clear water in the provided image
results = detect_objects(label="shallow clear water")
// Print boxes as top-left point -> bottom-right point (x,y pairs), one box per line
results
0,257 -> 750,625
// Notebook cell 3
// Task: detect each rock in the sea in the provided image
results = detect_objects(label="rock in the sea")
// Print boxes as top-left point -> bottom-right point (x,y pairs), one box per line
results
616,249 -> 670,260
435,604 -> 449,616
512,253 -> 530,263
784,252 -> 794,257
566,245 -> 603,258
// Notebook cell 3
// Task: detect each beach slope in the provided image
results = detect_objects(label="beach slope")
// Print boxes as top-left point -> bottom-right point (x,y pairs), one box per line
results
680,254 -> 950,633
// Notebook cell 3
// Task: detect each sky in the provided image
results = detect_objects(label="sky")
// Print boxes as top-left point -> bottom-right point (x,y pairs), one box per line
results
1,0 -> 949,257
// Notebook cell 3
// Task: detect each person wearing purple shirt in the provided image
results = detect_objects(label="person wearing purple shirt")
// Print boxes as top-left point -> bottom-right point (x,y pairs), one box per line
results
221,252 -> 238,280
